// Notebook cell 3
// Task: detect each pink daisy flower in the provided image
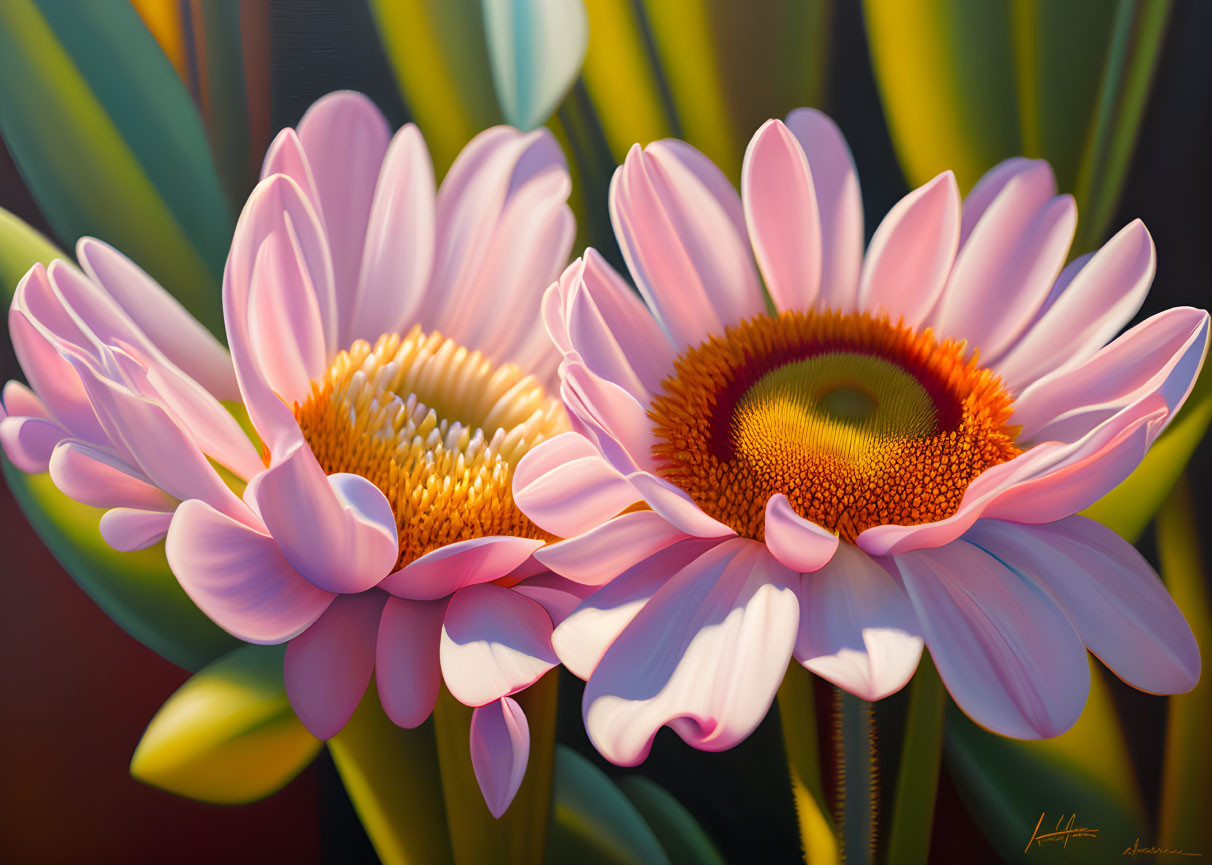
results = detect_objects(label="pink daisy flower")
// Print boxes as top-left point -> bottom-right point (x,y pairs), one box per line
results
514,110 -> 1207,766
1,92 -> 580,815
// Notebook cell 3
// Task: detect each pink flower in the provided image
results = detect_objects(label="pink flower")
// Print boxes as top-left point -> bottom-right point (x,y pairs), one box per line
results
515,110 -> 1207,766
2,91 -> 581,816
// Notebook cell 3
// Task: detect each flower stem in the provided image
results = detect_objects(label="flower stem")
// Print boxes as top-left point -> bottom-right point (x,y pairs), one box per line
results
835,689 -> 878,865
328,681 -> 454,865
886,653 -> 945,865
432,673 -> 558,865
777,663 -> 840,865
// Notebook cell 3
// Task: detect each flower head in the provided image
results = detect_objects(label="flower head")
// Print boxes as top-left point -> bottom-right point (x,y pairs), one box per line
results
2,91 -> 580,816
516,110 -> 1207,765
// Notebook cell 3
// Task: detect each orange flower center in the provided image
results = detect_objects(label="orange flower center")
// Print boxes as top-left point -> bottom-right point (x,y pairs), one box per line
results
649,311 -> 1021,543
294,326 -> 564,568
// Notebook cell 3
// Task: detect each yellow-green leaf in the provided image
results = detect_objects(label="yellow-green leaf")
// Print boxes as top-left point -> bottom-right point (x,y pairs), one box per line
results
776,663 -> 840,865
131,644 -> 321,804
0,206 -> 62,281
618,775 -> 727,865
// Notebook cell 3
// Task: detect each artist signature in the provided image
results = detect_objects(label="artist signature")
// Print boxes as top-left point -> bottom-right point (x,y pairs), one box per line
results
1025,813 -> 1201,857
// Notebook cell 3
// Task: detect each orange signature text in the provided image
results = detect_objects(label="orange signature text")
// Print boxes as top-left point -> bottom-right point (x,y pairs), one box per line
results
1122,838 -> 1201,858
1025,813 -> 1099,852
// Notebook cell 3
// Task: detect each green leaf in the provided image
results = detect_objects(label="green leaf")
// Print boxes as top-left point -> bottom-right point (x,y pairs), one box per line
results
4,461 -> 240,671
433,676 -> 557,865
0,0 -> 226,333
1082,364 -> 1212,543
0,206 -> 63,280
886,654 -> 945,865
328,684 -> 455,865
1156,478 -> 1212,855
617,776 -> 727,865
863,0 -> 1021,192
131,644 -> 321,804
368,0 -> 501,174
548,746 -> 671,865
944,661 -> 1148,864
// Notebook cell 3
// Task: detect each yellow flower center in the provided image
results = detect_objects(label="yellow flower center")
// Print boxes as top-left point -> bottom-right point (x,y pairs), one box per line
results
294,326 -> 565,568
650,310 -> 1021,543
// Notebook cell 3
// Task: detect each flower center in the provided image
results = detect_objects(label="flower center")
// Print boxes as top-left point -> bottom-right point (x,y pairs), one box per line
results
294,326 -> 565,568
650,310 -> 1021,543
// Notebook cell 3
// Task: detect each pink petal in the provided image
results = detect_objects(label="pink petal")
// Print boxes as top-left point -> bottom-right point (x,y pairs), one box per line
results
49,440 -> 174,510
1012,307 -> 1209,443
75,238 -> 239,401
510,573 -> 597,627
627,471 -> 736,539
552,538 -> 723,679
535,510 -> 690,585
2,380 -> 49,419
981,397 -> 1167,524
561,250 -> 676,403
582,538 -> 798,765
994,220 -> 1156,391
512,431 -> 638,538
610,140 -> 763,349
376,596 -> 447,728
470,697 -> 530,818
957,157 -> 1039,244
783,108 -> 863,312
561,362 -> 656,474
763,494 -> 838,573
894,539 -> 1090,738
931,163 -> 1076,357
440,131 -> 573,365
165,499 -> 336,644
98,507 -> 173,551
224,174 -> 334,448
260,127 -> 322,207
296,92 -> 391,345
0,415 -> 65,473
742,119 -> 821,312
795,543 -> 923,700
351,123 -> 436,344
249,444 -> 399,594
966,517 -> 1199,694
859,172 -> 960,327
440,584 -> 558,707
285,591 -> 386,739
379,536 -> 545,601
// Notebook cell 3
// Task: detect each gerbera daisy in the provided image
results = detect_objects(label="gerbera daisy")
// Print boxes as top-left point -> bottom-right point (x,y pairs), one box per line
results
1,91 -> 579,815
514,110 -> 1206,766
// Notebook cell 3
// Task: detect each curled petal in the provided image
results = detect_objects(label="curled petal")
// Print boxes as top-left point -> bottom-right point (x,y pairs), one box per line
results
470,697 -> 530,819
763,494 -> 838,573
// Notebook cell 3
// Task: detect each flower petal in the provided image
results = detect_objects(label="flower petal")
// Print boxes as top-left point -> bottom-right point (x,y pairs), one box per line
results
379,536 -> 545,601
351,123 -> 436,344
376,597 -> 447,728
783,108 -> 863,311
535,510 -> 690,585
98,507 -> 173,551
764,493 -> 838,573
165,499 -> 336,644
512,433 -> 639,539
75,237 -> 239,401
249,444 -> 399,594
284,591 -> 385,739
583,538 -> 798,765
994,220 -> 1155,391
966,517 -> 1199,694
440,584 -> 558,707
795,542 -> 923,700
0,414 -> 65,473
610,140 -> 763,348
1012,307 -> 1209,443
470,697 -> 530,819
894,539 -> 1089,739
552,538 -> 724,680
296,91 -> 391,345
742,119 -> 822,312
858,172 -> 960,327
49,440 -> 174,510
